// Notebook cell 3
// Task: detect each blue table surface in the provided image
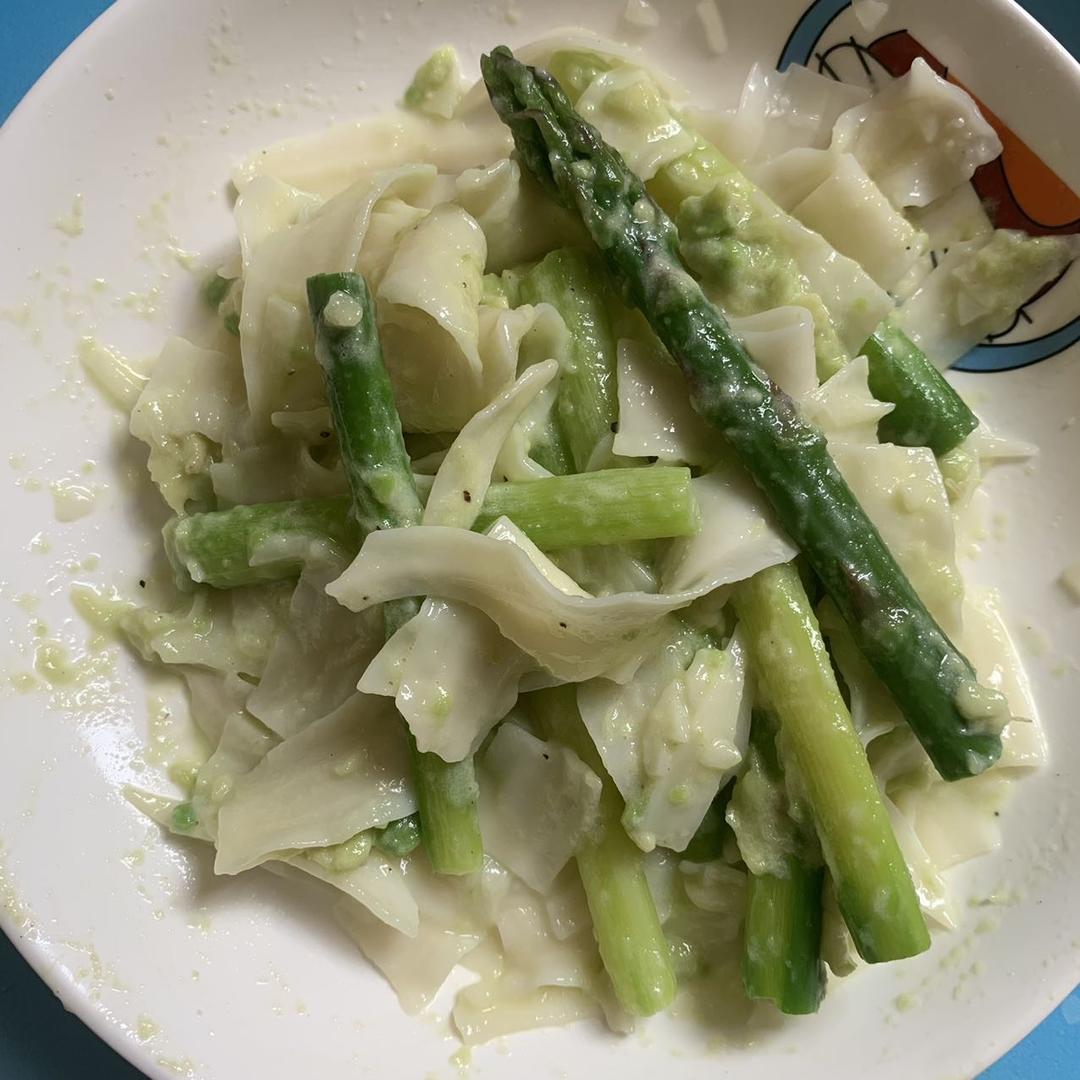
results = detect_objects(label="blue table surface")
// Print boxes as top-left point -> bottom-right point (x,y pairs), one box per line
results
1,0 -> 1078,1076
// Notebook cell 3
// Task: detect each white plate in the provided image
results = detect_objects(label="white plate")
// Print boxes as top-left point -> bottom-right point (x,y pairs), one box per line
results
1,1 -> 1078,1077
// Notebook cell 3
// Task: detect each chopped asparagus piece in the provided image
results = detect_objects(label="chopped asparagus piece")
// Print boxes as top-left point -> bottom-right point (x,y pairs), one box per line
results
308,271 -> 483,877
531,685 -> 678,1017
504,248 -> 620,471
861,320 -> 978,455
743,858 -> 827,1015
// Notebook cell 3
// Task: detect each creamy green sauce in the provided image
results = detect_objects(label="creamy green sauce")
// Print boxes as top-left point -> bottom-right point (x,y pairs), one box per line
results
675,180 -> 844,372
70,583 -> 137,633
953,231 -> 1075,320
33,640 -> 84,686
78,338 -> 148,410
154,1055 -> 196,1078
953,679 -> 1010,734
450,1046 -> 473,1071
136,1016 -> 161,1043
725,745 -> 799,878
50,476 -> 97,522
9,672 -> 38,694
167,762 -> 200,794
147,695 -> 181,767
403,46 -> 464,120
308,831 -> 373,874
53,194 -> 85,238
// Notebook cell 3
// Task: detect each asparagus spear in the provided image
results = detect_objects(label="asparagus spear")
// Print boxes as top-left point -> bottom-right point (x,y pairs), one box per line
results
308,271 -> 483,876
164,465 -> 700,590
473,466 -> 698,548
480,46 -> 1007,782
530,684 -> 677,1016
307,276 -> 424,536
503,248 -> 620,471
733,564 -> 929,962
743,859 -> 827,1014
546,48 -> 978,450
861,320 -> 978,455
164,497 -> 361,590
734,708 -> 826,1012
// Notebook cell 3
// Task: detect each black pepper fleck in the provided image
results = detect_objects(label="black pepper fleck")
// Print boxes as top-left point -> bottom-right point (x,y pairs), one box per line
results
463,490 -> 472,503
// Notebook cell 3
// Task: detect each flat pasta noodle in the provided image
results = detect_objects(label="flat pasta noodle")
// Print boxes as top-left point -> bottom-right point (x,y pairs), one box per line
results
130,337 -> 246,512
376,202 -> 491,432
327,520 -> 722,683
239,164 -> 442,431
214,694 -> 416,875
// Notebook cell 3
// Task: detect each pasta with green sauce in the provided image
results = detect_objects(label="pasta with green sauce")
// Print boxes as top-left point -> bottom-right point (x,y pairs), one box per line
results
103,34 -> 1069,1040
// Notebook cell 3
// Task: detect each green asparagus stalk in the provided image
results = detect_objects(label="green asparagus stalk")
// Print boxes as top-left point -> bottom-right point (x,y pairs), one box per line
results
473,466 -> 698,548
480,46 -> 1006,782
164,497 -> 361,590
530,685 -> 677,1017
408,731 -> 482,873
382,592 -> 484,874
308,271 -> 482,876
503,248 -> 620,471
733,564 -> 929,962
164,465 -> 700,590
307,275 -> 424,537
735,707 -> 826,1012
860,320 -> 978,455
743,858 -> 826,1014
